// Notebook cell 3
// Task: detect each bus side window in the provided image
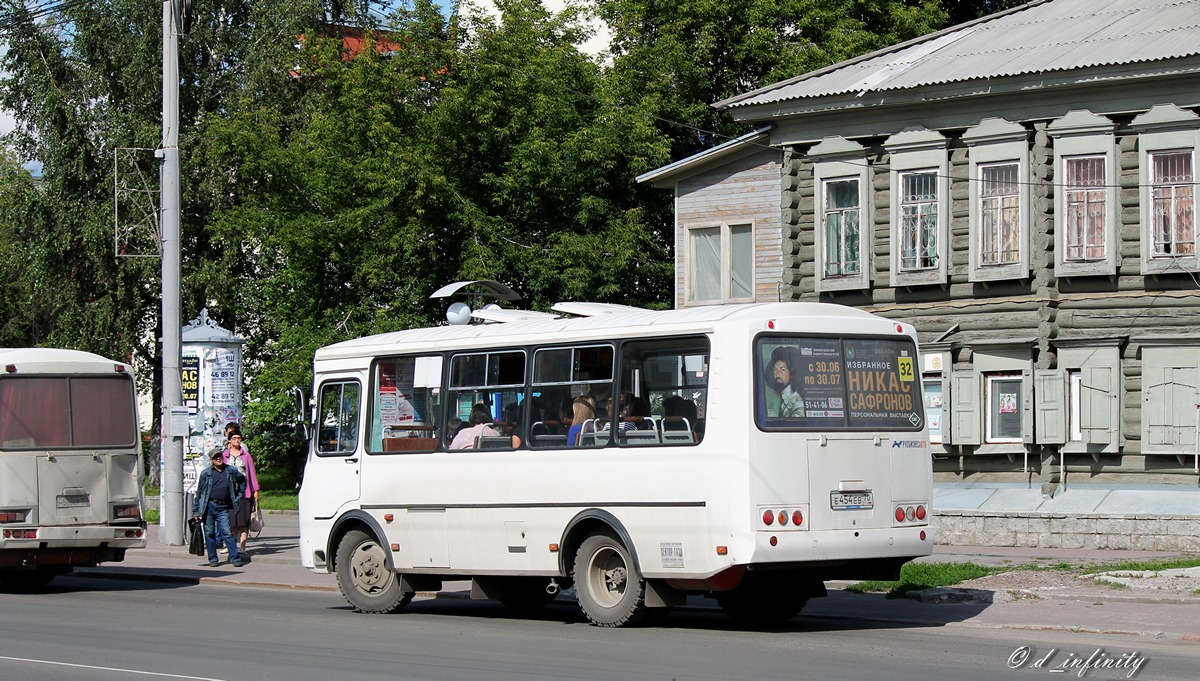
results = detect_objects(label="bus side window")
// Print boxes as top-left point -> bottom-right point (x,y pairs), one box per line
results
317,380 -> 360,455
619,338 -> 709,446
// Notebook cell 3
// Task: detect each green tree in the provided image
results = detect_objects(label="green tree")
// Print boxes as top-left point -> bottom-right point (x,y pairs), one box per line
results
0,0 -> 347,474
423,0 -> 673,308
596,0 -> 948,157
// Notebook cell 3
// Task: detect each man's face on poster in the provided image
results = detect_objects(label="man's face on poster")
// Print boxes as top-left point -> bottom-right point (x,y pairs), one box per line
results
771,359 -> 790,391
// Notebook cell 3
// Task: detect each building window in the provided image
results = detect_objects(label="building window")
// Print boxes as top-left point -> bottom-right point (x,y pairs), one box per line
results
810,136 -> 871,292
1049,110 -> 1118,277
923,374 -> 943,445
1141,345 -> 1200,454
963,118 -> 1030,282
985,373 -> 1023,443
1150,150 -> 1195,257
900,171 -> 938,270
823,179 -> 860,276
979,162 -> 1021,266
1064,156 -> 1107,261
688,223 -> 753,304
885,129 -> 949,287
1067,369 -> 1083,442
1133,104 -> 1200,275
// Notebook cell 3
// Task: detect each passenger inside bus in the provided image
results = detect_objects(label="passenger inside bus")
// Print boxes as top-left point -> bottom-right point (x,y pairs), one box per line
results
662,395 -> 699,443
567,396 -> 595,446
600,392 -> 638,433
448,403 -> 499,450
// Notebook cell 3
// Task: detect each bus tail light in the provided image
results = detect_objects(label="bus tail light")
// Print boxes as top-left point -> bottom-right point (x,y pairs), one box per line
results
0,511 -> 25,523
761,507 -> 807,530
894,503 -> 928,525
4,529 -> 37,539
113,504 -> 141,520
123,529 -> 143,538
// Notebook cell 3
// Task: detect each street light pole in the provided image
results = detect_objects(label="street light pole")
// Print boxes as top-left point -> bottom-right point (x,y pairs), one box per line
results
160,0 -> 184,545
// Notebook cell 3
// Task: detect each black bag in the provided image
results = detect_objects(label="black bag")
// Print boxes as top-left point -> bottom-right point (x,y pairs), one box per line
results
187,517 -> 205,556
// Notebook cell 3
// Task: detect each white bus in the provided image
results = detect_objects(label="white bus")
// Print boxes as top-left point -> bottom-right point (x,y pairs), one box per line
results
297,302 -> 932,627
0,348 -> 146,588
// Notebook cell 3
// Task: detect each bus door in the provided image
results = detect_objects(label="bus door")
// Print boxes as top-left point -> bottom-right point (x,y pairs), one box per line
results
306,378 -> 363,519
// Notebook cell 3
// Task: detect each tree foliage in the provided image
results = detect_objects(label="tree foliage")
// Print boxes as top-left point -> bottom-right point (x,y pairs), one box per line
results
0,0 -> 1010,482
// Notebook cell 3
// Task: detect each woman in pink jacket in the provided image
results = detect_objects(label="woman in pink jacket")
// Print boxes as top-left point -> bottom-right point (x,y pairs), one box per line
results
222,425 -> 260,554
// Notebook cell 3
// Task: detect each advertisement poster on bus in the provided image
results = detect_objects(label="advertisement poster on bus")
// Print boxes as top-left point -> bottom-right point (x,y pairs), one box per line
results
757,336 -> 923,431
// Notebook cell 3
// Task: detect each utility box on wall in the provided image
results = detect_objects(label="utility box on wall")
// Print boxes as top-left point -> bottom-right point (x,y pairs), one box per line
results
180,308 -> 246,494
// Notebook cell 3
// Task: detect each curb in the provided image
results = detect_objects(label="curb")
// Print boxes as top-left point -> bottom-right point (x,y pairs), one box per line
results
75,569 -> 339,592
69,568 -> 1200,642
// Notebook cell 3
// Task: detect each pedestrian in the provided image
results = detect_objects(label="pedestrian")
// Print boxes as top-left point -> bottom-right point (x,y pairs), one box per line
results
192,448 -> 246,567
222,425 -> 259,555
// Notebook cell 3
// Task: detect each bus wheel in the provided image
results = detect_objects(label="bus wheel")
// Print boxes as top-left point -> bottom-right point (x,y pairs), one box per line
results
715,574 -> 807,627
335,529 -> 413,614
573,532 -> 648,627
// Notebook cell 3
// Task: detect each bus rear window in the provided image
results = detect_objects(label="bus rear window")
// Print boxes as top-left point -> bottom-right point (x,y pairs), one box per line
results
0,376 -> 137,448
756,336 -> 924,432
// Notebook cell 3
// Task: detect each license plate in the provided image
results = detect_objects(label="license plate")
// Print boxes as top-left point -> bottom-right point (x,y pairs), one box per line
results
830,491 -> 873,510
57,494 -> 90,508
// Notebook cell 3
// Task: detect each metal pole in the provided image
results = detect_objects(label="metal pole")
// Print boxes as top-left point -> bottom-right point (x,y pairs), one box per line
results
160,0 -> 184,545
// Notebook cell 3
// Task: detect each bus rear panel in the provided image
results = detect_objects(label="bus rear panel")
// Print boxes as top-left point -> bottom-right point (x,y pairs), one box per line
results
0,349 -> 146,587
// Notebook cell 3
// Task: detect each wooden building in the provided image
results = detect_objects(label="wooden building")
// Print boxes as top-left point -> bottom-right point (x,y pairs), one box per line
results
638,0 -> 1200,488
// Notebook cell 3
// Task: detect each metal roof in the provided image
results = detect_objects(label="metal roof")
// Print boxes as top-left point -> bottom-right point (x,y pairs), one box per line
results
717,0 -> 1200,109
634,128 -> 772,185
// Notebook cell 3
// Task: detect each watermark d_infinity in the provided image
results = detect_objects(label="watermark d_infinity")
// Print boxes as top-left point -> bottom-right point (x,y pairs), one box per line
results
1008,646 -> 1147,678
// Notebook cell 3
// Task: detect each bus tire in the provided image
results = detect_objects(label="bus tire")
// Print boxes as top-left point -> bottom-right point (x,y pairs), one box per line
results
573,532 -> 648,627
335,529 -> 413,614
715,573 -> 808,627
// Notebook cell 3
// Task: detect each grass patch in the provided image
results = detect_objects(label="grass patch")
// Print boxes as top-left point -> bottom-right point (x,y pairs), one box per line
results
1083,557 -> 1200,573
258,490 -> 298,511
144,470 -> 298,511
145,509 -> 159,524
846,561 -> 1000,597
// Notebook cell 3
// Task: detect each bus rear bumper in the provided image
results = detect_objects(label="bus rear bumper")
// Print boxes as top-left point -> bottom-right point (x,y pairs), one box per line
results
744,526 -> 932,578
0,526 -> 146,567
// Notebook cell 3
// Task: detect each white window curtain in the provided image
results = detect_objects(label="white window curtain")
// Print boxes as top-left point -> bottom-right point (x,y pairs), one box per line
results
824,179 -> 860,276
1151,151 -> 1196,256
980,163 -> 1020,265
690,227 -> 721,301
1064,156 -> 1107,261
900,171 -> 938,270
729,224 -> 753,300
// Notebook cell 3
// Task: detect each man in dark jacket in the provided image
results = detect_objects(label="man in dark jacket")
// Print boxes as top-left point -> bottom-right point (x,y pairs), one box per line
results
192,448 -> 247,567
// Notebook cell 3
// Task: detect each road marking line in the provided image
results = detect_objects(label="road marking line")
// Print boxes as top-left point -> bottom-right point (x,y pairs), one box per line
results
0,655 -> 226,680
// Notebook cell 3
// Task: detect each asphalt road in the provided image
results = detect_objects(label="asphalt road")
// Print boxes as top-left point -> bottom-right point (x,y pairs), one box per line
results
0,576 -> 1196,681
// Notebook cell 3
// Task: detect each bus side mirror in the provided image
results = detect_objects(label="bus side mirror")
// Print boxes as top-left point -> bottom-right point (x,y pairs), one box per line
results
290,386 -> 310,442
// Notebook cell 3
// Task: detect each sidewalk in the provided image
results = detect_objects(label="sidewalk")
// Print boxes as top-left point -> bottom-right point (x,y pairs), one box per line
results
75,513 -> 1200,642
